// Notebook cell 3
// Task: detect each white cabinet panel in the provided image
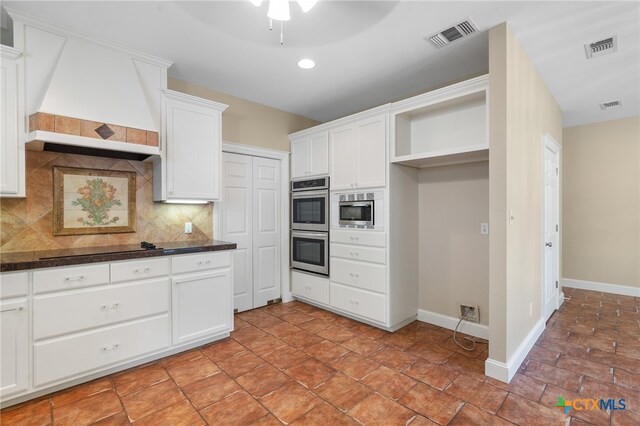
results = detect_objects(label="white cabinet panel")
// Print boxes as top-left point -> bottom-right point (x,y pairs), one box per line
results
34,315 -> 170,387
33,279 -> 170,340
0,299 -> 28,398
0,46 -> 24,197
356,115 -> 386,188
330,230 -> 386,248
330,258 -> 386,294
172,270 -> 232,346
33,264 -> 110,294
330,283 -> 386,323
331,244 -> 386,265
290,132 -> 328,178
110,258 -> 169,283
329,125 -> 357,190
291,137 -> 310,179
171,251 -> 231,275
291,271 -> 329,305
0,272 -> 28,299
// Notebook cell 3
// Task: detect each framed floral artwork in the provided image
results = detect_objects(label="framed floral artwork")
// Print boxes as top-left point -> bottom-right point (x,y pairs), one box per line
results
53,166 -> 136,236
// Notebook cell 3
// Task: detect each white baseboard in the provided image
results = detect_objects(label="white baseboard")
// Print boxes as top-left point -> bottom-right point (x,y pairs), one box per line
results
485,317 -> 545,383
562,278 -> 640,297
557,292 -> 565,309
417,309 -> 489,340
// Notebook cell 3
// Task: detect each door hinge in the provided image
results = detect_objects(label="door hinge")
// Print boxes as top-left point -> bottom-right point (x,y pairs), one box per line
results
556,224 -> 559,232
267,298 -> 282,305
556,168 -> 559,175
555,281 -> 559,289
233,308 -> 238,314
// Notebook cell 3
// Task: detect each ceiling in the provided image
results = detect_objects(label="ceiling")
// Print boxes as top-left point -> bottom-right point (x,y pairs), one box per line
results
2,1 -> 639,126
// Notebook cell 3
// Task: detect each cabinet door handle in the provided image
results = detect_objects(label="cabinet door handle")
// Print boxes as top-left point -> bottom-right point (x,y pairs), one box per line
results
101,343 -> 120,352
64,275 -> 86,283
133,268 -> 151,274
1,306 -> 24,313
350,236 -> 359,241
101,302 -> 121,311
349,299 -> 360,306
304,285 -> 312,290
197,260 -> 212,267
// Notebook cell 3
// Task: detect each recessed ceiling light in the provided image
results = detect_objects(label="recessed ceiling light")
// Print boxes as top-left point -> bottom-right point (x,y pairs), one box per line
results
297,58 -> 315,69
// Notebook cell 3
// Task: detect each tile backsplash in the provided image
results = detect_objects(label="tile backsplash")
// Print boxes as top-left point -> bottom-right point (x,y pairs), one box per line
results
0,151 -> 213,253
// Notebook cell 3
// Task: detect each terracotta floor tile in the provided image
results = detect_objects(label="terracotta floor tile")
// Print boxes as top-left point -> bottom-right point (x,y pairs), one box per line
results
281,311 -> 315,325
556,354 -> 613,382
527,346 -> 561,365
485,373 -> 547,402
243,314 -> 285,329
407,415 -> 439,425
157,349 -> 204,369
540,384 -> 610,425
166,356 -> 220,387
90,412 -> 130,425
285,358 -> 336,389
351,323 -> 388,339
568,333 -> 617,352
112,364 -> 168,397
259,382 -> 322,424
200,339 -> 246,363
378,332 -> 419,350
340,335 -> 386,357
217,351 -> 267,378
236,365 -> 293,398
231,325 -> 269,344
281,330 -> 324,350
120,380 -> 185,422
497,393 -> 569,426
448,403 -> 514,425
370,346 -> 419,372
580,376 -> 640,413
399,383 -> 464,425
181,372 -> 241,410
590,349 -> 640,374
317,326 -> 357,343
444,375 -> 508,413
616,342 -> 640,361
615,368 -> 640,391
251,413 -> 285,425
297,318 -> 335,333
331,316 -> 361,330
263,322 -> 304,339
290,402 -> 358,425
261,303 -> 299,318
361,365 -> 417,400
330,352 -> 379,380
314,374 -> 373,411
439,337 -> 489,359
405,358 -> 459,390
134,400 -> 204,426
0,399 -> 51,426
406,342 -> 455,364
305,340 -> 350,363
308,309 -> 338,321
348,392 -> 415,425
199,390 -> 268,425
612,409 -> 640,426
52,378 -> 114,407
540,337 -> 591,359
524,360 -> 582,392
53,389 -> 122,426
242,334 -> 287,356
261,345 -> 311,369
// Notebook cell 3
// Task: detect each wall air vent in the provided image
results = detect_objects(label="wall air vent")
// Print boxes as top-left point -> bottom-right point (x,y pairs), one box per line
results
426,18 -> 479,48
599,100 -> 623,110
585,36 -> 617,59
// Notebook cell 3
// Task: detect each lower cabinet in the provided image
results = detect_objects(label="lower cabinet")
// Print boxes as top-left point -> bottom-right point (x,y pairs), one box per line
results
0,298 -> 28,399
172,269 -> 233,346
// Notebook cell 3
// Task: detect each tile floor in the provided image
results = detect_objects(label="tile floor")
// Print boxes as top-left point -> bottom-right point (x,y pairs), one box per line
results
1,288 -> 639,425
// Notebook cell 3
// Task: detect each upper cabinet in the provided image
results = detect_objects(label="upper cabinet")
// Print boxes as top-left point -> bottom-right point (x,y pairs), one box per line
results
154,90 -> 228,202
390,75 -> 488,168
290,131 -> 328,178
330,113 -> 387,190
0,46 -> 25,197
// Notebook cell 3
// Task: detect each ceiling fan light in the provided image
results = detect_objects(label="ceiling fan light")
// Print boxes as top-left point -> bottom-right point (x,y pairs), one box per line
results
249,0 -> 263,6
296,0 -> 318,13
267,0 -> 291,21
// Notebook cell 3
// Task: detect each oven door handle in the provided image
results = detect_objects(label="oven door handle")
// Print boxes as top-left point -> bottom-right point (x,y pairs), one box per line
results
291,190 -> 330,199
291,231 -> 329,240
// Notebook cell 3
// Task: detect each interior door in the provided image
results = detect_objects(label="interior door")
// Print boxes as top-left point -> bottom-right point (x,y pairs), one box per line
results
221,153 -> 253,312
253,156 -> 282,307
543,136 -> 560,320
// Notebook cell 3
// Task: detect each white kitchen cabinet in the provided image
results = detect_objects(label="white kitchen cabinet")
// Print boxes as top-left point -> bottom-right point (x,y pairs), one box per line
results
291,131 -> 328,178
330,114 -> 386,190
1,298 -> 28,399
0,45 -> 25,197
155,90 -> 228,202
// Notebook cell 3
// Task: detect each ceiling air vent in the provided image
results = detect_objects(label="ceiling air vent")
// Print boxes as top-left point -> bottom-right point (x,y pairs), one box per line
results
585,36 -> 618,59
426,18 -> 479,48
599,100 -> 622,110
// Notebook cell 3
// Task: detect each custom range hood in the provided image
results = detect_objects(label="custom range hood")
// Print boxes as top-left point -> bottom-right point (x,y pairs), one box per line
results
9,9 -> 173,160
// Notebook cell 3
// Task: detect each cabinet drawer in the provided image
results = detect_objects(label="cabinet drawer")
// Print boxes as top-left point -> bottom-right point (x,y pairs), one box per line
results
330,258 -> 386,294
33,279 -> 170,340
331,244 -> 386,265
110,258 -> 169,283
291,271 -> 329,305
34,315 -> 169,387
330,283 -> 386,323
34,264 -> 109,294
172,252 -> 231,275
330,230 -> 386,248
0,272 -> 28,299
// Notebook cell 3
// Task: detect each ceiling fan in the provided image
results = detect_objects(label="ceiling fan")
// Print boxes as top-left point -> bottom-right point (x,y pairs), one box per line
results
249,0 -> 318,44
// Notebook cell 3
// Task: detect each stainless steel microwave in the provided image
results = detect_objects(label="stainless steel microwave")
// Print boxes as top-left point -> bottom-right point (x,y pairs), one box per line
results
338,200 -> 374,227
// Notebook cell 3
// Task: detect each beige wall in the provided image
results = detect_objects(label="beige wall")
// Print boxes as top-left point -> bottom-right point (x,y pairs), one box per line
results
168,78 -> 319,152
563,116 -> 640,288
488,23 -> 563,364
418,161 -> 490,325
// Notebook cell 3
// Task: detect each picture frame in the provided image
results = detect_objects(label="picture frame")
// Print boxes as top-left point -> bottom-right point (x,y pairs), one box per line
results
53,166 -> 136,236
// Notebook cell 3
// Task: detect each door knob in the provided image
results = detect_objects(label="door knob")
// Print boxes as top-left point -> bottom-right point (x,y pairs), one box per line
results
545,242 -> 552,247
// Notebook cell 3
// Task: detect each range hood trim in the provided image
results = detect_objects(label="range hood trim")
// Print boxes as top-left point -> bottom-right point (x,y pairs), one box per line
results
26,130 -> 161,160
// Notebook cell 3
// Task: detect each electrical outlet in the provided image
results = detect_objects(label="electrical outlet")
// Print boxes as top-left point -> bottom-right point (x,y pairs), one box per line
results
184,222 -> 192,234
458,303 -> 479,323
481,223 -> 489,235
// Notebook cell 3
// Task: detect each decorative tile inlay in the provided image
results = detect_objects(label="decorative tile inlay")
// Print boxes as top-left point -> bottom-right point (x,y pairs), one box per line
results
95,123 -> 116,140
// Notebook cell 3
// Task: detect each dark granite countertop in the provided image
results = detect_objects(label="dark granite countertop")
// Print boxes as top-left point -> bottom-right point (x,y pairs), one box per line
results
0,240 -> 237,272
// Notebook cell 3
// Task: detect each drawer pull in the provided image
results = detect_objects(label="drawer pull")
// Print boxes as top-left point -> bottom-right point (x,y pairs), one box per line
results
1,306 -> 24,313
197,260 -> 212,267
350,251 -> 359,257
349,236 -> 360,242
101,343 -> 120,352
349,273 -> 360,278
304,285 -> 312,290
133,268 -> 151,274
349,299 -> 360,306
64,275 -> 86,283
100,302 -> 121,311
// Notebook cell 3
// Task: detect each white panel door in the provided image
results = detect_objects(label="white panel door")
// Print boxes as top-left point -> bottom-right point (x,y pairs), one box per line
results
1,299 -> 28,399
543,136 -> 560,320
309,132 -> 329,176
356,115 -> 387,189
0,50 -> 20,195
221,153 -> 253,312
290,138 -> 310,178
330,125 -> 357,190
253,156 -> 282,307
